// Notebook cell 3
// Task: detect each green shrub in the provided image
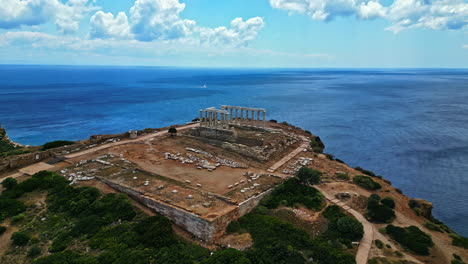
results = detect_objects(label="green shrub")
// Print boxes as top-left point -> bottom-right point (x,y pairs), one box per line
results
134,216 -> 178,249
335,158 -> 346,164
42,140 -> 74,150
381,197 -> 395,209
395,188 -> 403,194
261,178 -> 323,210
385,225 -> 433,255
202,248 -> 251,264
296,167 -> 321,185
33,251 -> 98,264
0,198 -> 26,221
424,221 -> 443,232
322,205 -> 346,222
374,239 -> 384,249
310,137 -> 325,153
1,177 -> 17,190
11,231 -> 31,246
28,246 -> 42,258
353,175 -> 381,190
354,167 -> 376,177
227,221 -> 245,234
367,194 -> 395,223
336,172 -> 350,180
336,216 -> 364,241
394,251 -> 404,257
49,233 -> 72,253
304,130 -> 312,135
451,234 -> 468,249
11,213 -> 26,223
0,225 -> 6,235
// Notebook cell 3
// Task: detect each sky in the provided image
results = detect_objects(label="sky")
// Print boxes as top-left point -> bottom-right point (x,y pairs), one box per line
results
0,0 -> 467,68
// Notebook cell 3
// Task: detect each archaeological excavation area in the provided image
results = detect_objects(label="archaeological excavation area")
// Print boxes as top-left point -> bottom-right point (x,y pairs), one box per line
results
53,106 -> 316,241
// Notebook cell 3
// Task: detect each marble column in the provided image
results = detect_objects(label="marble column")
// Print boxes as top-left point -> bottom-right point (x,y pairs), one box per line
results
199,110 -> 203,126
262,111 -> 266,128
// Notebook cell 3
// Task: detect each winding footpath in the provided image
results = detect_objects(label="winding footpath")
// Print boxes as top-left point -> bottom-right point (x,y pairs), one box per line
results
314,186 -> 374,264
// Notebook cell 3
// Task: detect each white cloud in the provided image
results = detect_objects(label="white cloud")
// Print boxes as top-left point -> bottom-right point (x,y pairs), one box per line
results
89,11 -> 131,39
88,0 -> 264,47
385,0 -> 468,33
269,0 -> 468,32
0,0 -> 96,34
129,0 -> 196,41
197,17 -> 265,47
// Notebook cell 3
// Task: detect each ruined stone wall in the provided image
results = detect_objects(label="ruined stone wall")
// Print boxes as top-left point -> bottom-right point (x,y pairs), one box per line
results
0,143 -> 88,174
97,177 -> 219,241
97,177 -> 276,242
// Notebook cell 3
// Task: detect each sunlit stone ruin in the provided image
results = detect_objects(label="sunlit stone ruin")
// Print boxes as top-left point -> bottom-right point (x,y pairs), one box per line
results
200,105 -> 266,129
50,105 -> 312,242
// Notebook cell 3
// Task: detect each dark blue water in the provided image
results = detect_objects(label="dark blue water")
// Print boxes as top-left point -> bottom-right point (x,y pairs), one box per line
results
1,65 -> 467,236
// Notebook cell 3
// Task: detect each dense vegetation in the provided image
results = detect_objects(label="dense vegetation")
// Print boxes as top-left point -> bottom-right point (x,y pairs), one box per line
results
451,234 -> 468,249
42,140 -> 75,150
322,205 -> 364,242
385,225 -> 433,255
310,136 -> 325,153
367,194 -> 395,223
260,177 -> 323,210
296,167 -> 322,185
352,175 -> 381,190
0,171 -> 218,264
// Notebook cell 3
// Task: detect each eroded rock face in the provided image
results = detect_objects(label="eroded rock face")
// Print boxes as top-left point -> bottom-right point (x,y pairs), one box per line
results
409,198 -> 434,219
0,125 -> 21,147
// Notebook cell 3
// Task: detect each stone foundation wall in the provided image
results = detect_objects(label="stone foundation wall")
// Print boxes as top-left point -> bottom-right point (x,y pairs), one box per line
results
97,177 -> 275,242
186,127 -> 264,147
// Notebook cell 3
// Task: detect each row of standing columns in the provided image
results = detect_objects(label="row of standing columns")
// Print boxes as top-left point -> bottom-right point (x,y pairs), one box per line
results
199,109 -> 230,129
221,106 -> 266,129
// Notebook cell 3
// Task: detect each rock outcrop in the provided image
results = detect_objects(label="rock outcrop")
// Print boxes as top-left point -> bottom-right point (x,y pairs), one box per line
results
409,198 -> 434,219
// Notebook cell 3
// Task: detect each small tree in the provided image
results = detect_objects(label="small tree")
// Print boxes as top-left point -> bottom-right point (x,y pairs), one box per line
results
2,177 -> 17,190
296,167 -> 321,185
11,231 -> 30,246
168,127 -> 177,137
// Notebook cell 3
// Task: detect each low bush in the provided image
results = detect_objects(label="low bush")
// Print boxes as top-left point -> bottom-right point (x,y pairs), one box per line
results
354,167 -> 376,177
310,137 -> 325,153
451,234 -> 468,249
202,248 -> 251,264
374,239 -> 384,249
269,119 -> 277,123
335,158 -> 346,164
322,205 -> 346,222
28,246 -> 42,258
424,221 -> 443,232
0,198 -> 26,221
395,188 -> 403,194
42,140 -> 74,150
367,194 -> 395,223
336,172 -> 350,181
381,197 -> 395,209
49,233 -> 72,253
261,178 -> 323,210
353,175 -> 381,190
385,225 -> 433,255
11,231 -> 31,246
0,225 -> 6,235
11,213 -> 26,223
296,167 -> 321,185
1,177 -> 18,190
336,216 -> 364,241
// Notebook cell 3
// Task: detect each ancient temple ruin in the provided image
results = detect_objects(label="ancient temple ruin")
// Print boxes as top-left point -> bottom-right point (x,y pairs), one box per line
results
199,105 -> 266,129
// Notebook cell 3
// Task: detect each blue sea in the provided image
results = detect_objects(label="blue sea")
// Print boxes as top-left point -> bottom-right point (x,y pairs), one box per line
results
1,65 -> 467,236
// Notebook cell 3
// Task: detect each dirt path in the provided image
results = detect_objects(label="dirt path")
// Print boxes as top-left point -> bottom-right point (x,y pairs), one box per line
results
267,135 -> 309,173
315,185 -> 374,264
0,221 -> 18,255
65,123 -> 199,159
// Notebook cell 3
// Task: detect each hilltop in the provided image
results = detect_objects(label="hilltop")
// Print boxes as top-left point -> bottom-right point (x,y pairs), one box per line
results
0,119 -> 467,264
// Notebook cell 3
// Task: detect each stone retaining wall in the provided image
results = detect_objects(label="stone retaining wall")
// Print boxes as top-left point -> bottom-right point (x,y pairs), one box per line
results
97,177 -> 274,242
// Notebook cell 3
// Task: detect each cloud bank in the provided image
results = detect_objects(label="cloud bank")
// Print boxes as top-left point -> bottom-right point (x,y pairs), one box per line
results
269,0 -> 468,32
